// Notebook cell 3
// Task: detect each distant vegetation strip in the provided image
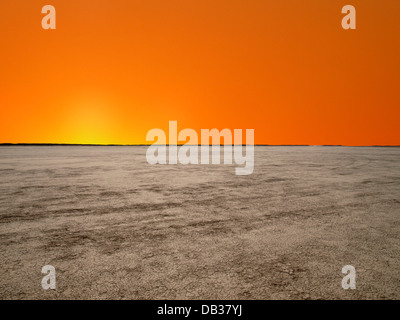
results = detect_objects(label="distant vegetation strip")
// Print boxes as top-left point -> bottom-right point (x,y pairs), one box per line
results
0,143 -> 399,147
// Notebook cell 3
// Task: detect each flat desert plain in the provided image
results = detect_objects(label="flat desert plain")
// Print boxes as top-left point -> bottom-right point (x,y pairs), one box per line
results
0,146 -> 399,299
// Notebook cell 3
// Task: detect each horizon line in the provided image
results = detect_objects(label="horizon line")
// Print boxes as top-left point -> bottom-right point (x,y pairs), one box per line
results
0,143 -> 399,148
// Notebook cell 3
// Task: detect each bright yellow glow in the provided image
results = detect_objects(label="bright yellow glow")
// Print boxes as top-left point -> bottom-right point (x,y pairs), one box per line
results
61,96 -> 121,145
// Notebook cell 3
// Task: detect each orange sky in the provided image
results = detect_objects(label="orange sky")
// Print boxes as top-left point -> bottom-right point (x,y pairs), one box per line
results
0,0 -> 399,145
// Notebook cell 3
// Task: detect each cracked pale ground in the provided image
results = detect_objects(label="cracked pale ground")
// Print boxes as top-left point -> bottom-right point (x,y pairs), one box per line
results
0,146 -> 399,299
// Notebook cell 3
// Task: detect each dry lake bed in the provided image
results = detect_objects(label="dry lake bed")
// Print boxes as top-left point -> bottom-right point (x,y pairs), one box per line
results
0,146 -> 399,299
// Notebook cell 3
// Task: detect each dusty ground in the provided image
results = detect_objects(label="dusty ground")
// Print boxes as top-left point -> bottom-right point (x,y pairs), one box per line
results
0,146 -> 399,299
